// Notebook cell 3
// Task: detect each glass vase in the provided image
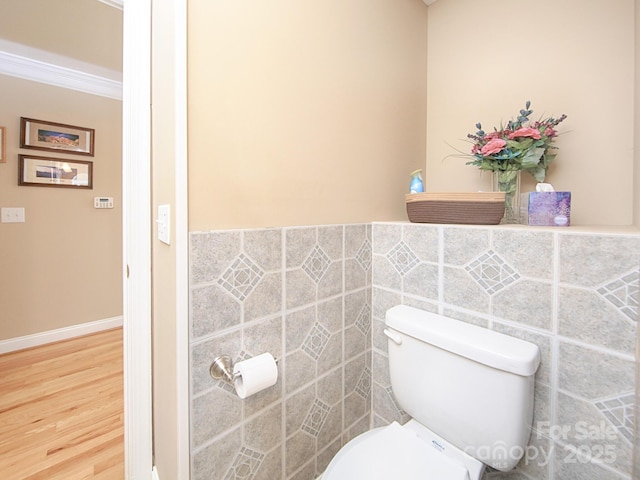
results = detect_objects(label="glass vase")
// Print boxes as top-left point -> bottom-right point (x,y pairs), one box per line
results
492,170 -> 521,224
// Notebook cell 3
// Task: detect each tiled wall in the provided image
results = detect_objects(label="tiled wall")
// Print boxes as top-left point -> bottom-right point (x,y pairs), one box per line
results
189,222 -> 639,480
371,223 -> 640,480
189,225 -> 372,480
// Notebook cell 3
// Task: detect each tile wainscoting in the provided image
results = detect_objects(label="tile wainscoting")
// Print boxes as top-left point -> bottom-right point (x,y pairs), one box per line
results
189,225 -> 372,480
189,222 -> 639,480
371,223 -> 639,480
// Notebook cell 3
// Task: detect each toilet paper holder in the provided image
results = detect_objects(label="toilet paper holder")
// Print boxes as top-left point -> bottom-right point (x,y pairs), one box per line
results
209,355 -> 237,384
209,354 -> 279,385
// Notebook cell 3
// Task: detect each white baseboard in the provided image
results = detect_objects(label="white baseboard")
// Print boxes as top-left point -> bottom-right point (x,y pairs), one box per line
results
152,466 -> 160,480
0,316 -> 123,354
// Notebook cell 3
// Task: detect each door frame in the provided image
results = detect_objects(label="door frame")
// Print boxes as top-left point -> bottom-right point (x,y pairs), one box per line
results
122,0 -> 190,478
122,0 -> 153,477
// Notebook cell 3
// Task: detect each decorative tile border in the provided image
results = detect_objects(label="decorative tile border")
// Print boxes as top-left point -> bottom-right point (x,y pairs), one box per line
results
224,447 -> 265,480
355,367 -> 371,400
355,239 -> 372,271
465,249 -> 521,295
302,399 -> 332,437
302,246 -> 332,283
595,392 -> 635,444
218,253 -> 265,301
387,241 -> 420,275
597,271 -> 639,323
301,323 -> 331,361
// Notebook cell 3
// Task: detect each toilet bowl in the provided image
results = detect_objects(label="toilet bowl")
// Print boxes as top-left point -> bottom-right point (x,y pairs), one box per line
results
323,420 -> 483,480
321,305 -> 540,480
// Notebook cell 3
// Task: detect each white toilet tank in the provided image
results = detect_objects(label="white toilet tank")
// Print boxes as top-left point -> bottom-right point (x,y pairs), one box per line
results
384,305 -> 540,472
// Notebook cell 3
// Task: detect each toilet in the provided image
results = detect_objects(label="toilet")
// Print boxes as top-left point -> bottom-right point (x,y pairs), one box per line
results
322,305 -> 541,480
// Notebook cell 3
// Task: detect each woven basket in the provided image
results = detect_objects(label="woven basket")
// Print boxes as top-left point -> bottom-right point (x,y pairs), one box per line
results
406,192 -> 506,225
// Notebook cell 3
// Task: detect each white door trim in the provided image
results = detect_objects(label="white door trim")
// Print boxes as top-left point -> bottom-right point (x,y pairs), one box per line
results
122,0 -> 153,477
173,0 -> 190,477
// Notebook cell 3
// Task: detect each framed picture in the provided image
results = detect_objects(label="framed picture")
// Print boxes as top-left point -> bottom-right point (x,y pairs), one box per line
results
20,117 -> 95,156
0,126 -> 5,163
19,154 -> 93,189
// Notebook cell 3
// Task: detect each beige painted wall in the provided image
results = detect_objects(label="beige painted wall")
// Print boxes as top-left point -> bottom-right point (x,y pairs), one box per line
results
425,0 -> 635,226
0,0 -> 122,341
0,75 -> 122,340
151,0 -> 181,477
635,0 -> 640,228
188,0 -> 428,230
0,0 -> 122,72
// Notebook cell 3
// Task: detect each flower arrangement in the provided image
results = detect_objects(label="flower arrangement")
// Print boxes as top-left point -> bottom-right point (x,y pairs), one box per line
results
466,101 -> 567,183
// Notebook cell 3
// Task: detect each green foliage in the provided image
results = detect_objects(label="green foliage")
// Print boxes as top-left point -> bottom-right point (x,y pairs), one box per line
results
464,102 -> 567,183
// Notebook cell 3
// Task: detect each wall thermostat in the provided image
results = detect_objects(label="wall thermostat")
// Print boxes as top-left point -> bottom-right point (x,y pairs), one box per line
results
94,197 -> 114,209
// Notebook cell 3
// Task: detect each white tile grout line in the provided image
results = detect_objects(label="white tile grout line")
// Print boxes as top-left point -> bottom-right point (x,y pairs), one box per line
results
438,226 -> 445,315
238,231 -> 247,450
547,231 -> 560,479
552,230 -> 560,337
281,227 -> 287,480
487,229 -> 495,327
341,225 -> 347,447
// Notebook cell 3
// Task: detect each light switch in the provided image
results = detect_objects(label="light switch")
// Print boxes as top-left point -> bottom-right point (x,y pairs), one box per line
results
1,208 -> 25,223
157,204 -> 171,245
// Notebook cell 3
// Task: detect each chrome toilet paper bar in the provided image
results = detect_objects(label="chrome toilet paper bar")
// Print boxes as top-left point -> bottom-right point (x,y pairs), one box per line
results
210,353 -> 280,399
209,354 -> 280,384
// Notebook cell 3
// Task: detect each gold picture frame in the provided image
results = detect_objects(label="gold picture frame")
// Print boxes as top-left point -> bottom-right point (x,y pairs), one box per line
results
20,117 -> 95,156
0,126 -> 5,163
18,154 -> 93,189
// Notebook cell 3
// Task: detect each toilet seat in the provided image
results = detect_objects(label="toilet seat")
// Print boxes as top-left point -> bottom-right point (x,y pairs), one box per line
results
322,422 -> 469,480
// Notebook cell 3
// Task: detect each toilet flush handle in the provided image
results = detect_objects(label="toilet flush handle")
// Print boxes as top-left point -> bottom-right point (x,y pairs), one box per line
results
383,329 -> 402,345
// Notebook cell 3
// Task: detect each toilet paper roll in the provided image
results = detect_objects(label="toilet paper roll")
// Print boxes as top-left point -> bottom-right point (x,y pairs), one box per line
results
233,352 -> 278,399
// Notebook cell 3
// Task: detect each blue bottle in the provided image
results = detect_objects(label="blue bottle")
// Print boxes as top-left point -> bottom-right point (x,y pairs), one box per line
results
410,169 -> 424,193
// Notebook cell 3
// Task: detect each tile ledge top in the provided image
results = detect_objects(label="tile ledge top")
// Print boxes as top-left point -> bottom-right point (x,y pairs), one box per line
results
373,221 -> 640,235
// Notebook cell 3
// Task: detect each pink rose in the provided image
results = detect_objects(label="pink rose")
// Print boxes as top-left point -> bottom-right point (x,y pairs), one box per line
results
544,127 -> 557,137
480,138 -> 506,156
508,127 -> 541,140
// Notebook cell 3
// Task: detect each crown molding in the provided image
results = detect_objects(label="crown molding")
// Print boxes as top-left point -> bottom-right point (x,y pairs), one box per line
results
0,41 -> 122,100
422,0 -> 438,5
97,0 -> 123,10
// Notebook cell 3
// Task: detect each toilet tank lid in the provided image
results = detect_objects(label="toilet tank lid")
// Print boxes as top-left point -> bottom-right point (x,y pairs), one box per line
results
385,305 -> 540,376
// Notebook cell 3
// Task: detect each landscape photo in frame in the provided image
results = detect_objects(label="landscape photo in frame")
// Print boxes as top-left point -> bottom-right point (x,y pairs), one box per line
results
19,154 -> 93,189
20,117 -> 95,156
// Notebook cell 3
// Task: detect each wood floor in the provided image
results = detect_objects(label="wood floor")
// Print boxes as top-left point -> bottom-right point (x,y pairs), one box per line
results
0,328 -> 124,479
